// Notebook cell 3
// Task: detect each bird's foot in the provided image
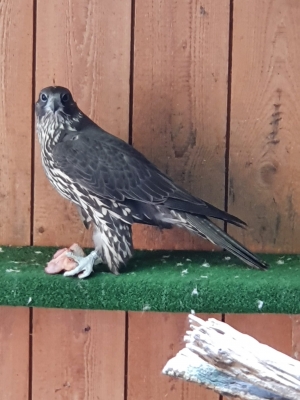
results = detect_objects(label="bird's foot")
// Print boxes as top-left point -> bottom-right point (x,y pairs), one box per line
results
63,250 -> 100,279
45,243 -> 85,275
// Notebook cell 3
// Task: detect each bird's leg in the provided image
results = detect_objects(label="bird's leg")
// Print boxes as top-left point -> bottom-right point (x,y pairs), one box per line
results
64,250 -> 102,279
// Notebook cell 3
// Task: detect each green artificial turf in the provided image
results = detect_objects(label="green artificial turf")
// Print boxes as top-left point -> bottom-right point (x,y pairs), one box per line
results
0,246 -> 300,313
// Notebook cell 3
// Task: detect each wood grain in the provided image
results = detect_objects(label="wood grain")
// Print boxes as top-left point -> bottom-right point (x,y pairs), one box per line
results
0,307 -> 29,400
32,309 -> 125,400
0,0 -> 33,245
225,313 -> 296,400
34,0 -> 131,246
291,315 -> 300,361
127,312 -> 220,400
132,0 -> 230,250
225,314 -> 293,356
228,0 -> 300,252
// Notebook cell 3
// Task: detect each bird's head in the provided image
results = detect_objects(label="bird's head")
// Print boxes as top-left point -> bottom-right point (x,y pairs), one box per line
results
35,86 -> 78,120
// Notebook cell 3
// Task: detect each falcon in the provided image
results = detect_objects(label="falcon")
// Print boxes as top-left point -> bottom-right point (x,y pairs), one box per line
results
36,86 -> 268,278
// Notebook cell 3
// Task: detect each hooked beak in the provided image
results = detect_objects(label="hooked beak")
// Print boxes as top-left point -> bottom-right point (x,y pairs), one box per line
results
48,98 -> 61,113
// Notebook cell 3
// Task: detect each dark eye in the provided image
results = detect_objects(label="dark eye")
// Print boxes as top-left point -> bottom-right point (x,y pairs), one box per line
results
41,93 -> 47,102
61,93 -> 70,103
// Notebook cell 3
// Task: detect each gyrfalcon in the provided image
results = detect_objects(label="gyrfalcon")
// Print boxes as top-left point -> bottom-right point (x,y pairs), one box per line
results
36,86 -> 268,278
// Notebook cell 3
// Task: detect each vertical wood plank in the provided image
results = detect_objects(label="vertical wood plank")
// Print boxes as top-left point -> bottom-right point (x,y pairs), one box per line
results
291,315 -> 300,360
225,314 -> 293,356
0,0 -> 33,245
32,309 -> 125,400
34,0 -> 131,246
127,312 -> 220,400
226,314 -> 296,400
132,0 -> 230,250
0,307 -> 29,400
229,0 -> 300,252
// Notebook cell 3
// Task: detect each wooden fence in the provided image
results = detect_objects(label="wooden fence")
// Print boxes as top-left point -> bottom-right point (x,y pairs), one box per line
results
0,0 -> 300,399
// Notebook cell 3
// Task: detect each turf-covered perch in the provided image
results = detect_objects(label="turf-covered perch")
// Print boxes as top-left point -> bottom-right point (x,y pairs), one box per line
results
163,315 -> 300,399
1,246 -> 300,312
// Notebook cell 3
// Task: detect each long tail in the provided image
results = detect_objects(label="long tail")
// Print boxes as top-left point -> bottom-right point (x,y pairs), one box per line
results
176,212 -> 268,270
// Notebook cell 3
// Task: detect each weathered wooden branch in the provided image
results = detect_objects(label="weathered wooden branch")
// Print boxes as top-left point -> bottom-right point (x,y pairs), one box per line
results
162,315 -> 300,400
